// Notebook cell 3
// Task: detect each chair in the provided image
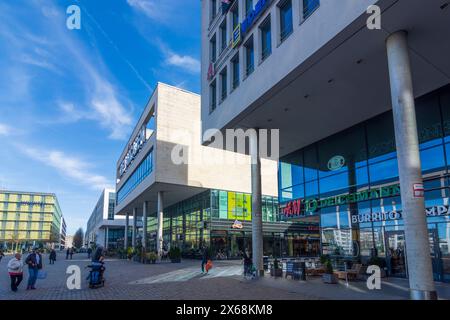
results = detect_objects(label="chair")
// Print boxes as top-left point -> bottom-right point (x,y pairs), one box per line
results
335,264 -> 363,281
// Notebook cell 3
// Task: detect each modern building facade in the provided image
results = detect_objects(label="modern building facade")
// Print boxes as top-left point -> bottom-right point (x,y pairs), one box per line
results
0,190 -> 63,251
201,0 -> 450,298
115,82 -> 283,257
60,217 -> 67,250
85,189 -> 129,250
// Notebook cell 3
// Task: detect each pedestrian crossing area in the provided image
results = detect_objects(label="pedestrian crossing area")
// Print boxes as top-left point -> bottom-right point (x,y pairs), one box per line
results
130,265 -> 244,285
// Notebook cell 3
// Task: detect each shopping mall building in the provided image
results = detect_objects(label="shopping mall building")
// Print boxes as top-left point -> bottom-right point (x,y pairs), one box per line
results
0,190 -> 64,251
114,83 -> 321,258
201,0 -> 450,297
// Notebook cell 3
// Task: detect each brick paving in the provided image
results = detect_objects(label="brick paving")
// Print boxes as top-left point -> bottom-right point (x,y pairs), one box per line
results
0,252 -> 449,300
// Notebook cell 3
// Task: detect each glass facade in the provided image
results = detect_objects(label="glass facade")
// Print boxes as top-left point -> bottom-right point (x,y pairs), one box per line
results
145,189 -> 319,259
117,149 -> 153,204
279,84 -> 450,282
0,191 -> 62,252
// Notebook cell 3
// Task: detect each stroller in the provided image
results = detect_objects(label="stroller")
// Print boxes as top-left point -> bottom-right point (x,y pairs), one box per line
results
86,261 -> 105,288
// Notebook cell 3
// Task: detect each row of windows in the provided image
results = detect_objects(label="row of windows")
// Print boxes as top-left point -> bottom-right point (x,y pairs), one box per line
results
117,149 -> 154,205
279,85 -> 450,204
0,230 -> 52,241
209,0 -> 320,113
0,193 -> 55,203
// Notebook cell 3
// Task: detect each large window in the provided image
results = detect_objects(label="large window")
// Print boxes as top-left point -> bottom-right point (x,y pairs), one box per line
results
220,20 -> 227,52
245,0 -> 253,17
210,34 -> 217,63
117,149 -> 153,204
210,0 -> 217,21
231,54 -> 240,89
244,37 -> 254,76
210,80 -> 217,112
260,16 -> 272,61
231,3 -> 239,30
279,0 -> 293,42
302,0 -> 320,20
220,67 -> 227,101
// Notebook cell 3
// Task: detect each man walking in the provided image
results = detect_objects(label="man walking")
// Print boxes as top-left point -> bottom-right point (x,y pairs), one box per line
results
69,247 -> 74,260
49,249 -> 56,265
25,248 -> 42,290
7,253 -> 24,292
0,249 -> 4,263
66,248 -> 70,260
87,247 -> 92,259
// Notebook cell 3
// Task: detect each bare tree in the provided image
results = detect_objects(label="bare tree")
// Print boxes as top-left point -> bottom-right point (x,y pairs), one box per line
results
73,228 -> 84,249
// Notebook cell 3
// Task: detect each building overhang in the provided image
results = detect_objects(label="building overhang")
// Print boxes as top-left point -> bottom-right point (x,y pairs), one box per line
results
203,0 -> 450,159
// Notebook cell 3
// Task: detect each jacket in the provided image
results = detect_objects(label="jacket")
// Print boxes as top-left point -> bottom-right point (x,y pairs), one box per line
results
49,251 -> 56,260
7,258 -> 24,275
25,253 -> 43,269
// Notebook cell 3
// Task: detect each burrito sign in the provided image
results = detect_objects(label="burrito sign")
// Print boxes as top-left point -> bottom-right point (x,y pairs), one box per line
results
351,205 -> 450,224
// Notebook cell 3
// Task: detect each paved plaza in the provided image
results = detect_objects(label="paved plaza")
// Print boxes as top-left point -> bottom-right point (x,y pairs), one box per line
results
1,252 -> 449,300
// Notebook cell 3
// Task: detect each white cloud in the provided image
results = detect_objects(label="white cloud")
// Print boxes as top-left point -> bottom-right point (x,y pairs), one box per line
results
127,0 -> 171,23
0,123 -> 12,136
166,53 -> 201,74
19,146 -> 112,191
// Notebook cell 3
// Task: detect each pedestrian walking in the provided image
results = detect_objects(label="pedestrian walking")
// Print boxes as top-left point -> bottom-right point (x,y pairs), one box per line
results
66,248 -> 70,260
7,253 -> 24,292
0,249 -> 4,263
201,246 -> 210,274
49,249 -> 56,265
87,247 -> 92,259
69,247 -> 74,260
25,247 -> 43,290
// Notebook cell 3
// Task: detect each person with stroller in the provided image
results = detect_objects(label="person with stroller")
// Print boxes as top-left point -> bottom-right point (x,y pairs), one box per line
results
87,247 -> 105,288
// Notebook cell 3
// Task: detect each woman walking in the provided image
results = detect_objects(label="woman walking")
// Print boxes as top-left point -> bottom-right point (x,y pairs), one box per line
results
7,253 -> 24,292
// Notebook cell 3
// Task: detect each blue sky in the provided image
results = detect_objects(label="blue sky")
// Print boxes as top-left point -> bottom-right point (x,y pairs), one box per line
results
0,0 -> 201,235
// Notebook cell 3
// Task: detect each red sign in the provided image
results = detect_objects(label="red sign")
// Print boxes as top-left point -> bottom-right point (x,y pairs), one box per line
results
413,183 -> 424,198
283,199 -> 303,217
207,63 -> 215,81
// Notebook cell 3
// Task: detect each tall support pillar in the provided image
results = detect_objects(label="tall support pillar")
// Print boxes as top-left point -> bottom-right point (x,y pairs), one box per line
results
142,201 -> 148,253
124,213 -> 129,249
105,227 -> 109,250
132,208 -> 137,248
157,191 -> 164,257
250,129 -> 264,277
386,31 -> 437,300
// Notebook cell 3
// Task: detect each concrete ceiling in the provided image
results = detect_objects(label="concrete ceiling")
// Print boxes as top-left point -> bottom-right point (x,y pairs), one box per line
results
228,0 -> 450,158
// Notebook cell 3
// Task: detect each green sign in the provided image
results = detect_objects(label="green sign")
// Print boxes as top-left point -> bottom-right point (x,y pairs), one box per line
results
303,184 -> 400,213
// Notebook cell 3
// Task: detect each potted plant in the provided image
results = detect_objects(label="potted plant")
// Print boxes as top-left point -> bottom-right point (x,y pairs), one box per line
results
169,247 -> 181,263
270,258 -> 283,277
126,247 -> 134,260
322,259 -> 338,284
145,252 -> 158,264
368,256 -> 387,278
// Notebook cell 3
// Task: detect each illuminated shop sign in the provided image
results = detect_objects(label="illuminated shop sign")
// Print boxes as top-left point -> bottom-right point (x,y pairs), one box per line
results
351,205 -> 450,224
327,155 -> 345,171
232,0 -> 273,49
232,220 -> 243,229
119,126 -> 147,177
281,184 -> 401,217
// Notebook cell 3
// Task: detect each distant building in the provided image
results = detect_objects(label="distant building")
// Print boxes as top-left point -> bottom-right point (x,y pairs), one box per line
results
65,235 -> 74,249
59,217 -> 67,250
0,190 -> 63,251
85,188 -> 130,250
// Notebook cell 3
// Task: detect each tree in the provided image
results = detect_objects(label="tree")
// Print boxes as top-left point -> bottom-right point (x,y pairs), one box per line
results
73,228 -> 84,249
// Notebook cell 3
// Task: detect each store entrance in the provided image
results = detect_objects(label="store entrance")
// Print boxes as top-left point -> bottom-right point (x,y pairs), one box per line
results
385,231 -> 407,278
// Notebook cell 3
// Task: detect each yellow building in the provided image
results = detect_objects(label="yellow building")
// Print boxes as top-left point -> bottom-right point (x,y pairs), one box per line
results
0,191 -> 63,252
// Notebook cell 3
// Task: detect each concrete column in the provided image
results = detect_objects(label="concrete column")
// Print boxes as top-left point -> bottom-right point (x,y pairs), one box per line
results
386,31 -> 437,300
124,213 -> 129,249
250,129 -> 264,277
132,208 -> 137,248
142,201 -> 148,252
105,227 -> 109,250
157,191 -> 164,257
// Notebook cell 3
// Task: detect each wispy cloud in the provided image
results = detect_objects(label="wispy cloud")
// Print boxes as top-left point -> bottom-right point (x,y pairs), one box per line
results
18,145 -> 113,191
127,0 -> 173,23
0,123 -> 13,136
156,40 -> 200,74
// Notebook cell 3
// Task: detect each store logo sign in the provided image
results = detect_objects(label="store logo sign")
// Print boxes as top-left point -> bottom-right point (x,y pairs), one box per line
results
119,126 -> 147,177
232,220 -> 243,229
282,199 -> 303,217
327,156 -> 345,171
351,205 -> 450,224
240,0 -> 273,37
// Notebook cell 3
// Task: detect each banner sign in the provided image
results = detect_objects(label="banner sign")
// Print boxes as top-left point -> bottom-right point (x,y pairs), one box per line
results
351,205 -> 450,224
119,126 -> 147,177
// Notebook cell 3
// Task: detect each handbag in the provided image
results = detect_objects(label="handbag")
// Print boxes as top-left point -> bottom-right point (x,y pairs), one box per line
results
205,260 -> 213,272
37,270 -> 47,279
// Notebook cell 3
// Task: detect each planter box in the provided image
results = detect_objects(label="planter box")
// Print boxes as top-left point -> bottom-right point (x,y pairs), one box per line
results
270,268 -> 283,277
322,273 -> 338,284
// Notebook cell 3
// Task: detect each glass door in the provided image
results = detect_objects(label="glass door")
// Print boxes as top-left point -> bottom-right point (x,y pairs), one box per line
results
385,231 -> 407,278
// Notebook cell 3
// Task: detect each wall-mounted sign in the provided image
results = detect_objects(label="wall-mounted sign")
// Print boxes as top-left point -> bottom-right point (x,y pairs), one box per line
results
281,183 -> 401,216
232,220 -> 243,229
241,0 -> 273,36
413,183 -> 424,198
232,24 -> 241,49
119,126 -> 147,177
327,155 -> 345,171
351,205 -> 450,224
